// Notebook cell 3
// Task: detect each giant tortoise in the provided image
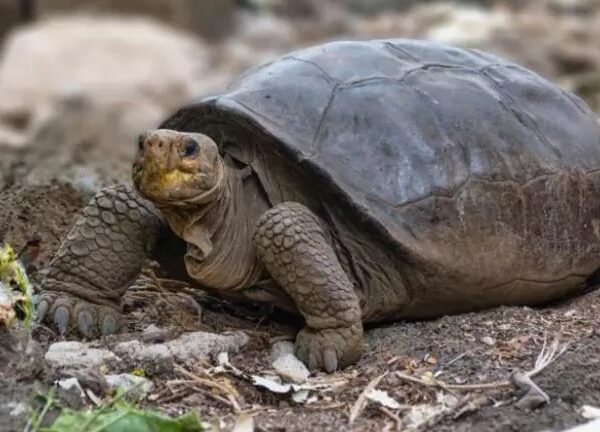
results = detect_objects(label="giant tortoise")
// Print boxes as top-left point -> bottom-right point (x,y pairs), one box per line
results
36,39 -> 600,372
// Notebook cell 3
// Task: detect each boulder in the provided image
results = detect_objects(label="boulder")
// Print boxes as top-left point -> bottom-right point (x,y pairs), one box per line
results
0,16 -> 211,270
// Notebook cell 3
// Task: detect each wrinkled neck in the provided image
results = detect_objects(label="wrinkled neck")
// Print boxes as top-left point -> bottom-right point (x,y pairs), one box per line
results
158,168 -> 230,254
161,167 -> 264,291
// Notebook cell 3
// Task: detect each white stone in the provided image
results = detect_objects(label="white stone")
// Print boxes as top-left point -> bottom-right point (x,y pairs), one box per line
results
272,353 -> 310,384
140,344 -> 173,374
45,341 -> 118,369
270,340 -> 295,363
105,373 -> 153,399
165,331 -> 248,365
560,418 -> 600,432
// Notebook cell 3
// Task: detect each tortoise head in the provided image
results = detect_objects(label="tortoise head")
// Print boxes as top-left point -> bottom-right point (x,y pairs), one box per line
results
132,129 -> 224,206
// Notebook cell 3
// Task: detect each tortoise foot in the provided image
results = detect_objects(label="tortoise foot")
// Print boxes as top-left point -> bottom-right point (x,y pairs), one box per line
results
295,322 -> 363,373
36,291 -> 122,337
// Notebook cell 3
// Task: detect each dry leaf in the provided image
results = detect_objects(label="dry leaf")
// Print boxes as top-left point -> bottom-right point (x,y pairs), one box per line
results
424,354 -> 438,365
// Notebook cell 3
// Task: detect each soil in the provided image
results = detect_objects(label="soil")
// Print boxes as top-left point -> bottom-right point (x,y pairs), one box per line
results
2,2 -> 600,432
163,289 -> 600,432
5,270 -> 600,431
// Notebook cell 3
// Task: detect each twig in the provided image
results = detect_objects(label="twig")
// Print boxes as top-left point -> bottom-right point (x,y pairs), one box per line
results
349,372 -> 388,425
409,395 -> 472,432
166,380 -> 235,408
379,405 -> 403,431
174,365 -> 241,412
157,388 -> 191,404
395,334 -> 568,392
437,351 -> 471,373
305,402 -> 346,410
188,385 -> 238,409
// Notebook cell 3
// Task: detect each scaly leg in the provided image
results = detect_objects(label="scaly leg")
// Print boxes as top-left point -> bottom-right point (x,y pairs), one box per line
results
254,202 -> 363,372
36,184 -> 163,336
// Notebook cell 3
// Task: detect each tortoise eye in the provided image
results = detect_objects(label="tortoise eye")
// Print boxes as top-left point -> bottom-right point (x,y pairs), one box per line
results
182,139 -> 199,157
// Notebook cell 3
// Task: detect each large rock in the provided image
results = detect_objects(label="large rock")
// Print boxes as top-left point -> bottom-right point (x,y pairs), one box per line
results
0,16 -> 210,270
34,0 -> 236,39
0,16 -> 209,153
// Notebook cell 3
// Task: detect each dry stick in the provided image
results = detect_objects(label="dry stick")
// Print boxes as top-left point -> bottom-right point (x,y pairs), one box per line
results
411,395 -> 473,432
379,405 -> 403,431
349,372 -> 388,426
305,402 -> 346,411
174,365 -> 242,412
395,335 -> 568,391
189,385 -> 238,409
168,380 -> 236,411
168,380 -> 235,409
157,388 -> 192,404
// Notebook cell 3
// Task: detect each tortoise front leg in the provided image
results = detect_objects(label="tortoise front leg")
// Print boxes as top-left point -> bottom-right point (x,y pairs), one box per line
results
36,184 -> 163,336
254,202 -> 363,372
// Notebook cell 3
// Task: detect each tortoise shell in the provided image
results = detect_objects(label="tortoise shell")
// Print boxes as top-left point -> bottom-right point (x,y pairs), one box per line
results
162,39 -> 600,315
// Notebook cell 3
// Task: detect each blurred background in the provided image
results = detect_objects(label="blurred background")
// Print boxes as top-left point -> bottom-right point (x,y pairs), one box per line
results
1,0 -> 600,271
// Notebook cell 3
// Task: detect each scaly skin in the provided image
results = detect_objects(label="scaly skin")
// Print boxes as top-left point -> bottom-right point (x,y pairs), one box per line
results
37,130 -> 365,372
36,184 -> 163,337
254,202 -> 363,372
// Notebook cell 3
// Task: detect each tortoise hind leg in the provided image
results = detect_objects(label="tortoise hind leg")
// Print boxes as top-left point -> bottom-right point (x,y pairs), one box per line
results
254,202 -> 364,372
36,184 -> 163,337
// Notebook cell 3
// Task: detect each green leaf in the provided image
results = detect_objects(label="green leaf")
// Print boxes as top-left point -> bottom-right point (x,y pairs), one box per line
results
0,243 -> 33,326
42,406 -> 204,432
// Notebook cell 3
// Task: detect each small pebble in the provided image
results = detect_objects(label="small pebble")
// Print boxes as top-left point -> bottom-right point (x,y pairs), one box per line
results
481,336 -> 495,346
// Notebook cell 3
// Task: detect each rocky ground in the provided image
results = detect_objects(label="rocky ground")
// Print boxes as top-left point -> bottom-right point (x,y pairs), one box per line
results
2,1 -> 600,431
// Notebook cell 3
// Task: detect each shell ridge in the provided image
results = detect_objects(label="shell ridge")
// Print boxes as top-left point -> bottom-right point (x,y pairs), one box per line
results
308,84 -> 340,158
478,67 -> 563,161
380,41 -> 420,62
287,56 -> 337,84
385,168 -> 600,210
410,85 -> 472,189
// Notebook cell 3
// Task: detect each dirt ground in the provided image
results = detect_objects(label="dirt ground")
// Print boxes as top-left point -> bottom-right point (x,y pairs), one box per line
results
4,279 -> 600,431
2,2 -> 600,432
136,285 -> 600,432
160,289 -> 600,431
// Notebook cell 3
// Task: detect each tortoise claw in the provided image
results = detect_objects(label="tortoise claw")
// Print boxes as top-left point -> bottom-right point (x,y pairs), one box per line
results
323,348 -> 338,373
76,309 -> 94,338
36,298 -> 50,323
36,292 -> 121,338
295,323 -> 363,373
54,306 -> 70,334
101,314 -> 118,336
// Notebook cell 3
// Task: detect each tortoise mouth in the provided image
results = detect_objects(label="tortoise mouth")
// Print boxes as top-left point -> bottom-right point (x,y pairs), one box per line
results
132,158 -> 225,206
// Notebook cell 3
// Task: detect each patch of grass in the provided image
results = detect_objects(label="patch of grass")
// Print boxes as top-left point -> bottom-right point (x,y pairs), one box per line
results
0,243 -> 33,326
41,404 -> 204,432
28,384 -> 205,432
